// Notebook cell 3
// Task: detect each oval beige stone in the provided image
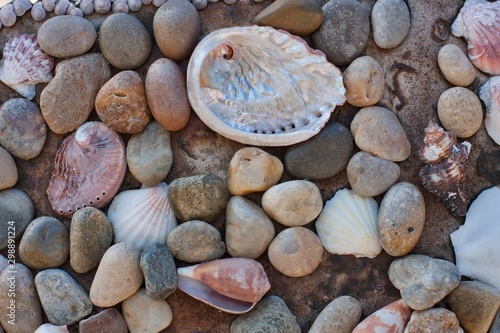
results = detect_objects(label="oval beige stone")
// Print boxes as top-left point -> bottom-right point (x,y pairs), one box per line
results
309,296 -> 362,333
0,147 -> 17,190
122,289 -> 173,332
344,56 -> 385,107
438,44 -> 476,87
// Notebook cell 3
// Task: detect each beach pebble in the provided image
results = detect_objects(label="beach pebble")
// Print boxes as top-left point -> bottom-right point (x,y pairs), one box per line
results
122,289 -> 173,332
79,308 -> 128,333
389,254 -> 460,310
128,0 -> 142,11
140,243 -> 177,300
127,121 -> 173,186
268,227 -> 323,277
253,0 -> 323,35
89,243 -> 143,307
153,0 -> 200,60
262,180 -> 322,227
343,56 -> 385,107
447,281 -> 500,333
285,122 -> 353,180
231,296 -> 301,333
438,44 -> 476,86
0,98 -> 47,160
229,147 -> 283,195
42,0 -> 56,11
70,207 -> 113,274
192,0 -> 207,10
0,147 -> 17,190
95,70 -> 151,134
0,5 -> 16,27
168,174 -> 228,222
167,220 -> 225,262
34,269 -> 92,326
347,152 -> 400,197
40,53 -> 111,135
378,182 -> 425,257
37,16 -> 96,58
0,188 -> 34,250
99,13 -> 151,70
0,263 -> 42,332
145,58 -> 191,131
309,295 -> 362,333
225,196 -> 275,259
371,0 -> 410,49
404,308 -> 464,333
437,87 -> 483,138
351,106 -> 411,162
19,216 -> 69,270
312,0 -> 370,66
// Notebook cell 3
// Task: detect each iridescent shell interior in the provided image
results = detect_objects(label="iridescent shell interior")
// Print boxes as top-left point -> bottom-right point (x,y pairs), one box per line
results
187,26 -> 346,146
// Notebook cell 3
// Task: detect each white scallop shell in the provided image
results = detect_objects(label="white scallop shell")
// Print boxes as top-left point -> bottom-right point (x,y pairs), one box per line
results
34,324 -> 69,333
107,182 -> 177,250
315,188 -> 382,258
479,76 -> 500,145
187,25 -> 346,146
450,186 -> 500,290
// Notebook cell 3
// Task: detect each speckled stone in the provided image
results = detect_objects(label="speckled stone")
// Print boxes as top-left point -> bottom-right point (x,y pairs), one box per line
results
311,0 -> 370,66
403,308 -> 464,333
127,120 -> 173,186
343,56 -> 385,107
167,174 -> 229,222
19,216 -> 69,270
0,147 -> 17,190
309,296 -> 362,333
40,53 -> 111,135
70,207 -> 113,274
79,308 -> 128,333
140,242 -> 177,300
167,220 -> 225,262
229,147 -> 283,195
231,296 -> 301,333
0,98 -> 47,160
99,13 -> 151,69
371,0 -> 410,49
37,15 -> 96,58
437,87 -> 483,138
122,289 -> 173,333
438,44 -> 476,86
0,188 -> 34,250
34,269 -> 92,326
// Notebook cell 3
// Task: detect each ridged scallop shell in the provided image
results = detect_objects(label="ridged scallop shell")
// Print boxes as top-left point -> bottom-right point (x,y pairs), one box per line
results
0,34 -> 53,100
34,324 -> 69,333
177,258 -> 271,314
107,182 -> 177,250
47,121 -> 126,218
187,25 -> 346,146
419,122 -> 471,216
450,186 -> 500,291
451,0 -> 500,75
479,76 -> 500,145
315,188 -> 382,258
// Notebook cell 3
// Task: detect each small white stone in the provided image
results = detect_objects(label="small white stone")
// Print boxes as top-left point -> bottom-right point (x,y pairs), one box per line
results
122,289 -> 173,332
438,44 -> 476,87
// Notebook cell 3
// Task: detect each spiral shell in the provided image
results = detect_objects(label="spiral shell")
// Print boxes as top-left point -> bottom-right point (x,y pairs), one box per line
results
0,4 -> 17,27
42,0 -> 57,12
13,0 -> 32,16
31,2 -> 47,21
47,122 -> 126,218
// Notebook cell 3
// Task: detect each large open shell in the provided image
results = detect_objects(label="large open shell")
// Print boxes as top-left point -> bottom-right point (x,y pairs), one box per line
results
479,76 -> 500,145
187,25 -> 345,146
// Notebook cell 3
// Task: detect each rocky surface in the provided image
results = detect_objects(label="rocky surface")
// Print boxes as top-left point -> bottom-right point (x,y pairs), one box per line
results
140,242 -> 178,300
308,295 -> 362,333
404,308 -> 464,333
343,56 -> 385,107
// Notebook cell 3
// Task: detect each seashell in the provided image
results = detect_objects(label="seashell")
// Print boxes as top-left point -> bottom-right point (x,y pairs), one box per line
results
13,0 -> 32,16
54,0 -> 70,15
177,258 -> 271,314
152,0 -> 166,7
94,0 -> 111,13
478,150 -> 500,185
0,34 -> 54,100
47,121 -> 126,218
479,76 -> 500,145
79,0 -> 94,15
42,0 -> 56,11
192,0 -> 207,10
419,121 -> 471,216
31,2 -> 47,21
187,25 -> 345,146
34,324 -> 70,333
112,0 -> 128,13
315,188 -> 382,258
450,186 -> 500,291
451,0 -> 500,75
352,299 -> 411,333
69,6 -> 83,16
0,4 -> 17,27
127,0 -> 142,12
223,0 -> 237,4
142,0 -> 152,5
107,182 -> 178,250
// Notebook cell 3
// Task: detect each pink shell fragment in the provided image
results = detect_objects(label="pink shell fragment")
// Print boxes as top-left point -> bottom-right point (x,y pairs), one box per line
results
352,299 -> 411,333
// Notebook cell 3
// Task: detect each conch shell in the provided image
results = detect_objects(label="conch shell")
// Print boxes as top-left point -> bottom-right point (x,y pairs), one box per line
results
187,25 -> 345,146
479,76 -> 500,145
419,122 -> 471,216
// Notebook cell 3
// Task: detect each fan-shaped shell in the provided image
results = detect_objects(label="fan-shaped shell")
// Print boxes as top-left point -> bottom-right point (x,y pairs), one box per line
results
0,34 -> 53,100
47,121 -> 126,218
479,76 -> 500,145
34,324 -> 69,333
451,0 -> 500,75
187,25 -> 346,146
315,188 -> 382,258
107,182 -> 177,250
450,186 -> 500,290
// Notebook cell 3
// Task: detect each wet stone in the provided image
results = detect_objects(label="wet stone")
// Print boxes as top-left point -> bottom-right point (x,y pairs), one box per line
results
140,242 -> 178,300
478,150 -> 500,185
438,44 -> 476,87
309,295 -> 362,333
0,147 -> 17,190
404,308 -> 463,333
371,0 -> 411,49
438,87 -> 483,138
0,188 -> 34,250
343,56 -> 385,107
79,308 -> 128,333
122,289 -> 173,332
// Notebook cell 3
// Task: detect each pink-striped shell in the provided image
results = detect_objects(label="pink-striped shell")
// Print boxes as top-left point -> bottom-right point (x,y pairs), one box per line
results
352,299 -> 411,333
0,34 -> 53,100
47,122 -> 126,218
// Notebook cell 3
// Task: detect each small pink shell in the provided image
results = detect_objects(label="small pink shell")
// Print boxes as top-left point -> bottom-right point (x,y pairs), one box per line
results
352,299 -> 411,333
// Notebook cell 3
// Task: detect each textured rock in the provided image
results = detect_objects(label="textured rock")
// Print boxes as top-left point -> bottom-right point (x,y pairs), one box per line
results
371,0 -> 411,49
34,269 -> 92,326
350,106 -> 411,162
0,147 -> 17,190
404,308 -> 464,333
19,216 -> 69,270
37,15 -> 96,58
140,242 -> 178,300
40,53 -> 111,134
0,188 -> 34,250
122,289 -> 173,333
284,122 -> 353,180
343,56 -> 385,107
127,120 -> 172,186
99,13 -> 151,69
229,147 -> 283,195
79,308 -> 128,333
438,44 -> 476,86
308,296 -> 362,333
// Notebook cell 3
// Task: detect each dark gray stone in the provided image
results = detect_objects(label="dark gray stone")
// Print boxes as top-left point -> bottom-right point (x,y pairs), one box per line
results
0,188 -> 34,251
140,242 -> 177,300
